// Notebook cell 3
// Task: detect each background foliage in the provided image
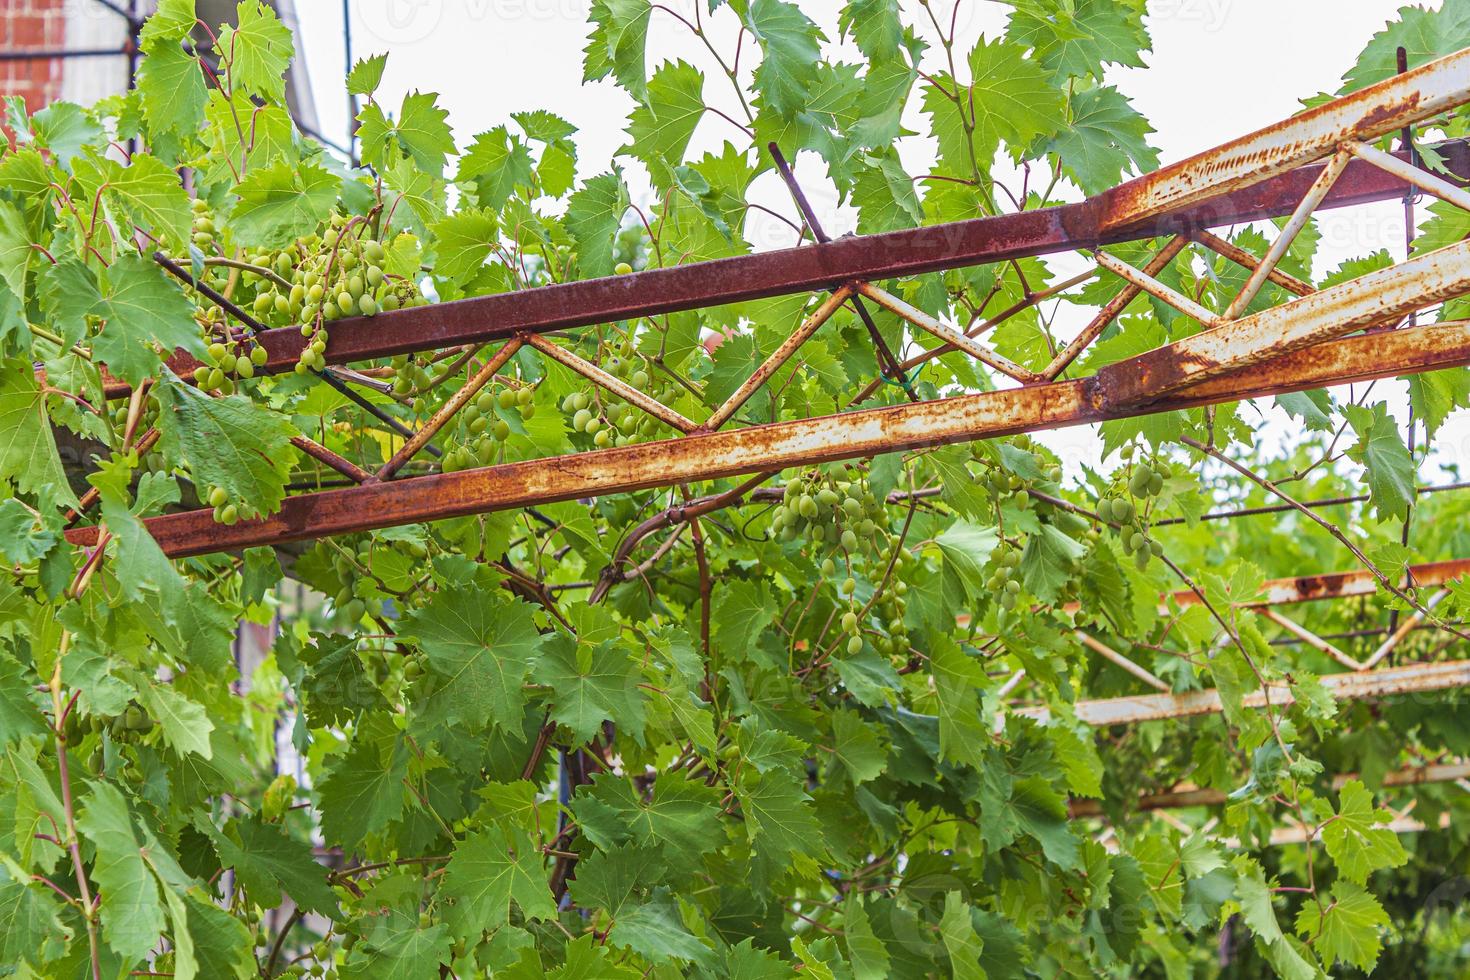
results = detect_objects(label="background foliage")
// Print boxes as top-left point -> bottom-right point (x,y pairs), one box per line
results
2,0 -> 1470,976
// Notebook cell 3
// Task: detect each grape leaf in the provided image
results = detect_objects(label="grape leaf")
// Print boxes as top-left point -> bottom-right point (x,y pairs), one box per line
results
1321,780 -> 1409,884
440,824 -> 556,940
939,891 -> 985,979
457,126 -> 536,211
219,0 -> 294,101
610,890 -> 714,966
94,253 -> 206,387
532,635 -> 648,744
621,61 -> 706,189
229,160 -> 340,248
1294,881 -> 1389,972
137,39 -> 206,140
429,208 -> 497,284
839,0 -> 903,63
566,172 -> 630,278
317,726 -> 409,849
348,54 -> 389,97
155,379 -> 295,520
584,0 -> 653,100
403,587 -> 545,735
1343,402 -> 1414,522
1047,85 -> 1159,194
77,781 -> 166,962
137,682 -> 214,759
745,0 -> 825,120
213,816 -> 339,917
0,359 -> 77,507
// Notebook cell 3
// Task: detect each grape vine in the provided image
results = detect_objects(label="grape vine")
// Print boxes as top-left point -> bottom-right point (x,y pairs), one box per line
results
0,1 -> 1469,978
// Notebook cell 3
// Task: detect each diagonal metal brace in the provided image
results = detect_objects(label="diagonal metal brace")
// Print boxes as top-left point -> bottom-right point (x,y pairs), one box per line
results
767,142 -> 919,402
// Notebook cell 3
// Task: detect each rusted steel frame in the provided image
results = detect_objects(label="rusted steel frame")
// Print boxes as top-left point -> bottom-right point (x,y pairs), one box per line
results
1191,230 -> 1314,298
766,143 -> 914,400
1167,556 -> 1470,610
106,140 -> 1466,397
1098,239 -> 1470,407
851,268 -> 1099,403
1347,139 -> 1470,212
1041,237 -> 1190,381
1222,147 -> 1351,319
374,339 -> 524,481
1260,609 -> 1364,671
290,435 -> 372,484
525,333 -> 698,434
1091,250 -> 1225,328
1094,47 -> 1470,231
1068,761 -> 1470,819
1361,588 -> 1451,670
63,319 -> 1470,558
704,286 -> 854,430
855,282 -> 1044,383
1076,632 -> 1170,691
1013,658 -> 1470,726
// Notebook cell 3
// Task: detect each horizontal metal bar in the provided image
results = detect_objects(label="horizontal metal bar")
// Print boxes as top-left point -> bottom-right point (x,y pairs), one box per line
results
1097,239 -> 1470,406
856,282 -> 1043,382
1095,47 -> 1470,230
1168,555 -> 1470,610
1068,761 -> 1470,818
1016,659 -> 1470,726
526,334 -> 698,434
1091,250 -> 1225,328
64,319 -> 1470,558
1347,139 -> 1470,212
112,140 -> 1470,397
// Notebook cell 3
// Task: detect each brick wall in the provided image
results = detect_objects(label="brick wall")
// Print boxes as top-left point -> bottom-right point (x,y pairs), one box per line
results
1,0 -> 70,113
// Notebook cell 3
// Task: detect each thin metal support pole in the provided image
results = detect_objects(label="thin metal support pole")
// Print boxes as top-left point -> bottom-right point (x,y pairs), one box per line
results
767,143 -> 917,401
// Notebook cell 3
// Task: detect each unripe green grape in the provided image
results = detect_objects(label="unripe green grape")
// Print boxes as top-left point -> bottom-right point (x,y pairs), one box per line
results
585,417 -> 602,436
1130,531 -> 1147,552
208,486 -> 228,508
208,341 -> 228,363
274,253 -> 293,278
476,440 -> 497,465
337,291 -> 354,314
846,635 -> 864,656
821,558 -> 836,576
521,403 -> 537,420
250,345 -> 268,366
381,292 -> 401,311
842,576 -> 857,595
572,408 -> 592,431
1150,539 -> 1164,557
340,250 -> 359,270
614,261 -> 633,275
1005,579 -> 1021,595
348,275 -> 365,298
359,295 -> 378,316
366,266 -> 384,288
571,392 -> 590,412
274,293 -> 290,316
207,367 -> 225,389
253,292 -> 273,314
475,391 -> 495,413
497,389 -> 516,410
219,503 -> 239,524
307,283 -> 324,303
492,420 -> 510,441
516,387 -> 533,406
193,366 -> 210,385
363,240 -> 386,263
593,429 -> 611,447
1148,472 -> 1164,495
841,529 -> 858,551
798,495 -> 817,519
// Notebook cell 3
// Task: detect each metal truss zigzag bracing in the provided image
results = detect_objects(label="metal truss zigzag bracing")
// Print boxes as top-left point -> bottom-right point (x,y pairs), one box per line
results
66,46 -> 1470,562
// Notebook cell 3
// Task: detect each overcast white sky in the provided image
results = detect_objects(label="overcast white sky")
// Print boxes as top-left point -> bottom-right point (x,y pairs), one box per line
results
291,1 -> 1468,475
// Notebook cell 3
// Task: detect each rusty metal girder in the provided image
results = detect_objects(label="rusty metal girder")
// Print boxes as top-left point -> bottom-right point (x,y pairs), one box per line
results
1014,659 -> 1470,726
1098,239 -> 1470,405
1096,47 -> 1470,229
1068,761 -> 1470,818
1168,556 -> 1470,609
65,319 -> 1470,558
129,140 -> 1470,391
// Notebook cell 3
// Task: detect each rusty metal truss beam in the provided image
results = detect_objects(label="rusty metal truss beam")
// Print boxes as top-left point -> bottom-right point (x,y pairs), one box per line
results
65,319 -> 1470,557
1068,761 -> 1470,819
65,47 -> 1470,567
1014,659 -> 1470,727
118,130 -> 1470,395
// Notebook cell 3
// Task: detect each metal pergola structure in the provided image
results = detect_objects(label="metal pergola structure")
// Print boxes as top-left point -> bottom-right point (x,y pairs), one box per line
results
54,48 -> 1470,743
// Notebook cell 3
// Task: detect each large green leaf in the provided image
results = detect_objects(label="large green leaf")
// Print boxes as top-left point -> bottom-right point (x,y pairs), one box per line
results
155,379 -> 295,519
